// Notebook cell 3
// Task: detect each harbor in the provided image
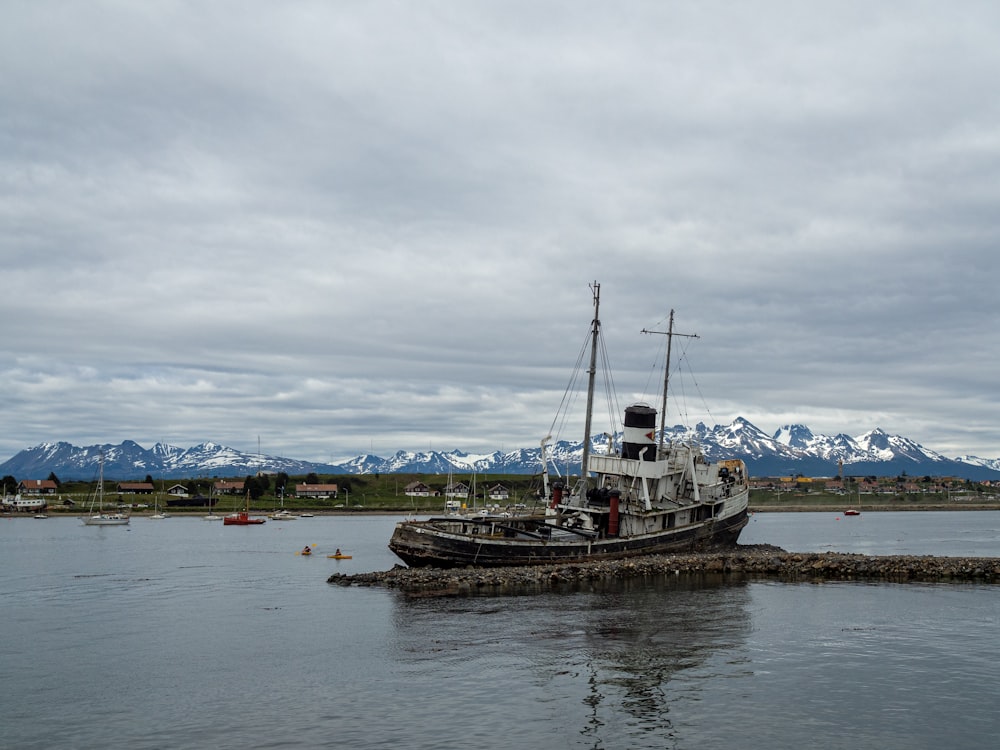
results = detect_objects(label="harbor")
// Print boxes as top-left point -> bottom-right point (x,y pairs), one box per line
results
4,511 -> 999,749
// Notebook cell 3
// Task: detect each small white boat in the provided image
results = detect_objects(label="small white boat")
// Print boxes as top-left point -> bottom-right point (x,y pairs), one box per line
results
270,509 -> 298,520
82,456 -> 130,527
203,489 -> 222,520
150,493 -> 169,519
83,511 -> 130,526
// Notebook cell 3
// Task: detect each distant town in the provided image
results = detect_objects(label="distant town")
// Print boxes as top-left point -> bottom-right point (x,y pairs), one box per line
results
4,468 -> 998,515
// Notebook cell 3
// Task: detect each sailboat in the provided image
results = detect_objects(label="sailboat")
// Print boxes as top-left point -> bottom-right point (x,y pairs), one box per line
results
203,485 -> 222,521
388,282 -> 750,568
442,468 -> 463,515
81,456 -> 130,526
223,489 -> 266,526
150,498 -> 169,519
150,481 -> 169,519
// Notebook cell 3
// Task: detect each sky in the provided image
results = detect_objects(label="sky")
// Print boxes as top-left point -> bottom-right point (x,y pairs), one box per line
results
3,1 -> 999,465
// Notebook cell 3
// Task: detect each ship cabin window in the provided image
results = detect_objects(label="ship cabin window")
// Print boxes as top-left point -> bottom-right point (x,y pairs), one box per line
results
663,513 -> 676,530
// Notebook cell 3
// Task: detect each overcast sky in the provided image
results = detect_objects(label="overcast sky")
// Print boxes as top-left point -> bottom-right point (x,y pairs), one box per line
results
3,1 -> 999,465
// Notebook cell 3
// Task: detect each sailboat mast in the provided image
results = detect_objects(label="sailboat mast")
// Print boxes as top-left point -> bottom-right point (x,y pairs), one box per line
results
580,282 -> 601,482
97,454 -> 104,511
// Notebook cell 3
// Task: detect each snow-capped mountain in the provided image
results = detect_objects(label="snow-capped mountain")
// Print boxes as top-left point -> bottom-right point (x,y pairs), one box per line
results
2,418 -> 998,480
0,441 -> 338,481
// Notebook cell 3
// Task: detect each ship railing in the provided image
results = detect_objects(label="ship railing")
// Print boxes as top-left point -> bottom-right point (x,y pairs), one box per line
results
588,453 -> 686,479
700,480 -> 740,501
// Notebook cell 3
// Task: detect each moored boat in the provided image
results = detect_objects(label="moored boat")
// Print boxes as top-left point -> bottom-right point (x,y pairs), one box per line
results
388,283 -> 749,568
2,494 -> 48,513
843,485 -> 861,515
204,489 -> 222,521
150,491 -> 169,519
82,455 -> 130,527
224,491 -> 266,526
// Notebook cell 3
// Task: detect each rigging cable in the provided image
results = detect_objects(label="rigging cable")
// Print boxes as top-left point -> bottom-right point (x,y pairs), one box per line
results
547,326 -> 592,452
596,327 -> 622,449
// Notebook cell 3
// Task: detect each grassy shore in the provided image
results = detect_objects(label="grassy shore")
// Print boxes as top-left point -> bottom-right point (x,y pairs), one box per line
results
748,489 -> 999,512
23,472 -> 548,515
750,503 -> 999,512
16,476 -> 1000,515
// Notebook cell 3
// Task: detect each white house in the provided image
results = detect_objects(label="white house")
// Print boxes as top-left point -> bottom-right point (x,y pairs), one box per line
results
487,484 -> 510,501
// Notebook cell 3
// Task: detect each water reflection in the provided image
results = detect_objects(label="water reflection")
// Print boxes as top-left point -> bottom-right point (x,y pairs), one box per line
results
577,578 -> 753,747
388,575 -> 753,749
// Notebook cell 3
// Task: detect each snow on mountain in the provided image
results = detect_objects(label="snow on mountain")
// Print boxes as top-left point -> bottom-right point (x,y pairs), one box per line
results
773,424 -> 815,448
2,418 -> 998,480
706,418 -> 787,459
852,428 -> 950,464
953,455 -> 1000,473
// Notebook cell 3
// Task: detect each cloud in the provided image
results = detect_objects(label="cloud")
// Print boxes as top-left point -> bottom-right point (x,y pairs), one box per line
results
3,1 -> 999,465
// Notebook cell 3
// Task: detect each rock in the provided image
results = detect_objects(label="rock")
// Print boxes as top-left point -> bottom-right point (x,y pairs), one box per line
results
326,544 -> 1000,596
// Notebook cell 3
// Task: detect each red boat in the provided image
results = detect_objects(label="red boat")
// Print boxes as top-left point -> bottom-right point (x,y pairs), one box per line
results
843,508 -> 861,516
224,491 -> 266,525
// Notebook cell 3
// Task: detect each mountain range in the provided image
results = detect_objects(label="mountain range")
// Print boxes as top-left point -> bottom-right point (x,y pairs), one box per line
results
3,418 -> 999,481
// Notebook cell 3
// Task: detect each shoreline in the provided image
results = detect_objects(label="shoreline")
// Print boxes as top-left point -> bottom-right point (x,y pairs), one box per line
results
8,503 -> 1000,517
0,508 -> 409,517
749,503 -> 999,512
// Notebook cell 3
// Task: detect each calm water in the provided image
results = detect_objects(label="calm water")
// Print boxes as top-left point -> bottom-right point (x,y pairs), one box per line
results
2,511 -> 998,749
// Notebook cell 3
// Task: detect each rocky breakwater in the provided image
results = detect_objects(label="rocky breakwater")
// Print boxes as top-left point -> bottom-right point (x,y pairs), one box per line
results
328,545 -> 1000,596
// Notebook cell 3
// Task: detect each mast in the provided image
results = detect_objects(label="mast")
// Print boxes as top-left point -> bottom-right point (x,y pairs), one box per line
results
540,435 -> 552,501
580,282 -> 601,482
642,310 -> 698,450
96,453 -> 104,512
660,311 -> 674,450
